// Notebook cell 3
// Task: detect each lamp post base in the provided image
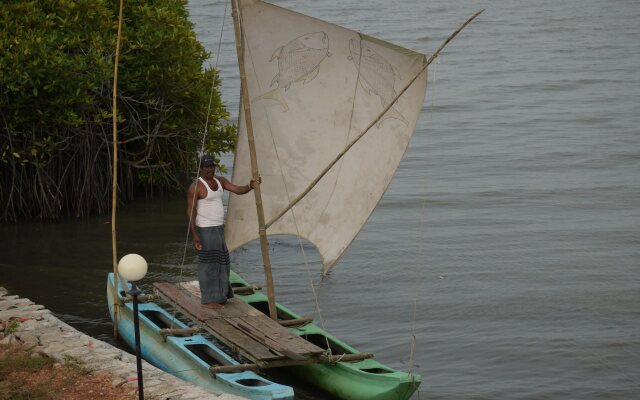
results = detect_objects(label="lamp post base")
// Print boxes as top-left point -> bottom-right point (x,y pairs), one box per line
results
130,284 -> 145,400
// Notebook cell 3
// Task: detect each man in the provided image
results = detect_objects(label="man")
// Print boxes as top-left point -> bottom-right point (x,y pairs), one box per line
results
187,154 -> 258,309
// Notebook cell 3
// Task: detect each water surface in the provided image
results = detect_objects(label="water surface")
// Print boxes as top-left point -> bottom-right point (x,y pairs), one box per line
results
1,0 -> 639,398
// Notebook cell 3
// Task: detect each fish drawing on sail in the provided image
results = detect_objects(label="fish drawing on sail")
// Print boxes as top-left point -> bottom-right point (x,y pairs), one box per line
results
348,37 -> 408,126
252,31 -> 331,111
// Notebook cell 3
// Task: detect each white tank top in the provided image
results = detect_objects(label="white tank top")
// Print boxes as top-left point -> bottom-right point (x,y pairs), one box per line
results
195,177 -> 224,227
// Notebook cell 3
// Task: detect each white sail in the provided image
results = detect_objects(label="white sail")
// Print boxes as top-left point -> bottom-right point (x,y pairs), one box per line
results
225,0 -> 428,273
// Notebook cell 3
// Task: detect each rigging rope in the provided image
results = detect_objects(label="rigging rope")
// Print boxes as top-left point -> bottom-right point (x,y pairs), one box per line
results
179,0 -> 229,275
169,0 -> 230,333
408,56 -> 438,381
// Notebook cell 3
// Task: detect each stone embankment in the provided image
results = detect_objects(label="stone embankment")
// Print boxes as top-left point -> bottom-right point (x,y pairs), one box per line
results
0,287 -> 246,400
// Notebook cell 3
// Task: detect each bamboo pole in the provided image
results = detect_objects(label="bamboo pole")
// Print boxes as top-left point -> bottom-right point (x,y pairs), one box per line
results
321,352 -> 374,363
159,327 -> 203,338
232,285 -> 261,295
265,9 -> 485,229
209,363 -> 260,374
207,352 -> 374,374
278,317 -> 313,327
111,0 -> 125,339
230,0 -> 278,321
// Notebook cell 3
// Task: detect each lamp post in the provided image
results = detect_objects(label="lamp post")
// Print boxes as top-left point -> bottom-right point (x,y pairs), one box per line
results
118,253 -> 148,400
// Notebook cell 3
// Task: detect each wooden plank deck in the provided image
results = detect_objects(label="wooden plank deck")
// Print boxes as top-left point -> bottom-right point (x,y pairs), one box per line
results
153,281 -> 325,367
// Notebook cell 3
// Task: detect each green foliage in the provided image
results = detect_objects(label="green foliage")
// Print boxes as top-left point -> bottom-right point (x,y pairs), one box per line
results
0,0 -> 236,222
4,321 -> 20,336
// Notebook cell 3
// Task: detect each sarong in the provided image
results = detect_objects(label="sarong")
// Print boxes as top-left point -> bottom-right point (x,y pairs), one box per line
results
196,225 -> 234,304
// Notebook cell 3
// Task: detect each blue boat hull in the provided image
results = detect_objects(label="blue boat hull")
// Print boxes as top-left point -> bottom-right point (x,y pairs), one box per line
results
107,273 -> 293,400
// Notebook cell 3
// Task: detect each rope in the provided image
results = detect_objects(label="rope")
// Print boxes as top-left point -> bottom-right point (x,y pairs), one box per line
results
408,56 -> 438,382
179,0 -> 229,274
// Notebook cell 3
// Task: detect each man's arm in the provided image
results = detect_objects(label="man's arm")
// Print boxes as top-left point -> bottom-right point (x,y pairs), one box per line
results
186,182 -> 202,250
219,176 -> 259,195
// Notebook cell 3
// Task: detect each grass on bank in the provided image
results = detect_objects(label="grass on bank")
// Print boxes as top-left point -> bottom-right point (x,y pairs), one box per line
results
0,344 -> 135,400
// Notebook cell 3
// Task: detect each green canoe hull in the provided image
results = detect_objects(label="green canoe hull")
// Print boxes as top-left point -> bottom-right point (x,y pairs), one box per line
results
229,271 -> 421,400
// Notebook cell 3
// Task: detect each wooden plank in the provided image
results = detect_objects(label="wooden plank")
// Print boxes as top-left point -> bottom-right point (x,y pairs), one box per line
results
155,282 -> 261,319
154,281 -> 326,365
176,281 -> 264,318
177,281 -> 322,355
225,317 -> 307,361
176,281 -> 202,297
154,282 -> 212,321
154,282 -> 280,361
235,315 -> 323,356
243,312 -> 323,354
180,280 -> 260,295
206,317 -> 283,361
154,282 -> 291,362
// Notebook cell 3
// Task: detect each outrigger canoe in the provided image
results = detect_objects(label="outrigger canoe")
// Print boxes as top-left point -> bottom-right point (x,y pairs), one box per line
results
107,273 -> 294,400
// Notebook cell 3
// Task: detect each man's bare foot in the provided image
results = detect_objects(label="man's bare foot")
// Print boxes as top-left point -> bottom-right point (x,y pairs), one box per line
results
202,303 -> 224,309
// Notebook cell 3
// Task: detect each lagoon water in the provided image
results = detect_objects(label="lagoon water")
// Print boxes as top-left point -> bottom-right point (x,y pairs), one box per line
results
1,0 -> 639,398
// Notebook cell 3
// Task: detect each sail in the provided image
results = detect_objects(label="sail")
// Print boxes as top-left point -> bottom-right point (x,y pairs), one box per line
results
225,0 -> 428,273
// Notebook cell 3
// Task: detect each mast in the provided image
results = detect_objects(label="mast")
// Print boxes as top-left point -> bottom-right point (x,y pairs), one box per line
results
231,0 -> 278,320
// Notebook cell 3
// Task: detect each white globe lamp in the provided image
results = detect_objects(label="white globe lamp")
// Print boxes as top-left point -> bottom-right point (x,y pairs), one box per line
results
117,253 -> 148,400
118,254 -> 148,282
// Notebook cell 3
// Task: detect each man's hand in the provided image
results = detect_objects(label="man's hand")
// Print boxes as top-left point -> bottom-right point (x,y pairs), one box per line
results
249,176 -> 262,189
193,234 -> 202,251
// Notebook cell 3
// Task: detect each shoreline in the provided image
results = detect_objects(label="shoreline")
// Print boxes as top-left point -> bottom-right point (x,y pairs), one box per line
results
0,286 -> 246,400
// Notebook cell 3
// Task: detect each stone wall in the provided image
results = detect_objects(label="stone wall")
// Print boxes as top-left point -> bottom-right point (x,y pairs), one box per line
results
0,287 -> 246,400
